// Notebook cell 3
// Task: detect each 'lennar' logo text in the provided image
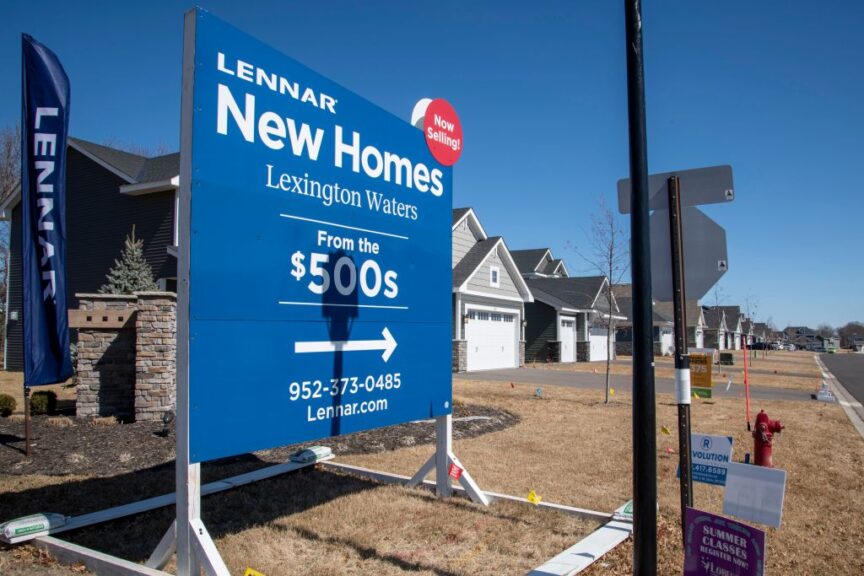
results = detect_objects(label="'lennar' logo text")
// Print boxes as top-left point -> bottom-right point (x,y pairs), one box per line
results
217,52 -> 337,114
213,54 -> 445,197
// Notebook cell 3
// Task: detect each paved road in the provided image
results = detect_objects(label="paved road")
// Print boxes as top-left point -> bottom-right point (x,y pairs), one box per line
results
820,353 -> 864,404
455,367 -> 813,402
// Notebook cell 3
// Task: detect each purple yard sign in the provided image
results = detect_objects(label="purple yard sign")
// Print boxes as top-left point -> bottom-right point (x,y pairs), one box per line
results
684,507 -> 766,576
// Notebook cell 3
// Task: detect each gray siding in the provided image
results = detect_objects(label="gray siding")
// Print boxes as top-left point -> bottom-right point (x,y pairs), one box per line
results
465,246 -> 520,299
452,218 -> 477,267
65,148 -> 176,299
5,148 -> 178,371
524,301 -> 557,363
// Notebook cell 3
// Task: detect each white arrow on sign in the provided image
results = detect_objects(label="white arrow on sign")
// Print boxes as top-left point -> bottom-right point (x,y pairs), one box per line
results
294,327 -> 398,362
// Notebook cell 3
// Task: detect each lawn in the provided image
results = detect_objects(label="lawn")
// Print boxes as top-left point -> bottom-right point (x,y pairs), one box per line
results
1,352 -> 862,575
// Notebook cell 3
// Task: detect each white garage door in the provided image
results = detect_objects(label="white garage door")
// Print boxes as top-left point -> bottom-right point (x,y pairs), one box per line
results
465,309 -> 518,371
589,327 -> 609,362
560,317 -> 576,362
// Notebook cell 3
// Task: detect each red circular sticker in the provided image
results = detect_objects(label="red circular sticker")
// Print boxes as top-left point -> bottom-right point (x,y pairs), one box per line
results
423,98 -> 463,166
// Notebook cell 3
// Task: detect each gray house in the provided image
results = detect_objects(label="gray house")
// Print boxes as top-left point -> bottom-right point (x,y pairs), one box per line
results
611,284 -> 674,357
654,300 -> 706,350
717,306 -> 743,350
452,208 -> 533,372
701,307 -> 728,351
523,275 -> 622,363
510,248 -> 569,279
2,138 -> 180,370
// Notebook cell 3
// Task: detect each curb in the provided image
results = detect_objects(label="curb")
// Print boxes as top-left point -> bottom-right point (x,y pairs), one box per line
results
815,355 -> 864,441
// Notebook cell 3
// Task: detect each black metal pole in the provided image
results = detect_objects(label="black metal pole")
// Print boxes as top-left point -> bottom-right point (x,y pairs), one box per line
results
668,176 -> 693,541
624,1 -> 657,573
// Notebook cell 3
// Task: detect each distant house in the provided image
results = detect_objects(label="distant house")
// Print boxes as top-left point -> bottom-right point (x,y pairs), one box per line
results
654,300 -> 705,350
851,336 -> 864,353
819,336 -> 840,352
701,307 -> 728,351
2,138 -> 179,371
523,275 -> 623,363
717,306 -> 743,350
610,284 -> 674,357
451,208 -> 533,372
741,319 -> 755,346
510,248 -> 569,279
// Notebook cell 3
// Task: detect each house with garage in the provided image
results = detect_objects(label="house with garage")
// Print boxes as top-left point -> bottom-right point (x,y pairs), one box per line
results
654,300 -> 705,351
451,208 -> 534,372
701,307 -> 728,350
741,318 -> 755,346
510,248 -> 569,279
523,275 -> 623,363
717,306 -> 743,350
2,138 -> 180,371
610,284 -> 674,357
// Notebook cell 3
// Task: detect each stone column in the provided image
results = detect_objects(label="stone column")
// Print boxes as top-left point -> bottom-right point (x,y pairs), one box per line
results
452,340 -> 467,372
134,292 -> 177,421
75,294 -> 138,419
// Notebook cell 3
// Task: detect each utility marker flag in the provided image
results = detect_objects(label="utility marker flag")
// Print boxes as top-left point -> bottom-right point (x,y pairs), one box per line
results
21,34 -> 72,386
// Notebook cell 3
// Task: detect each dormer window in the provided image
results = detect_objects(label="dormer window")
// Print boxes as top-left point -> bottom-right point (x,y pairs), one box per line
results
490,266 -> 500,288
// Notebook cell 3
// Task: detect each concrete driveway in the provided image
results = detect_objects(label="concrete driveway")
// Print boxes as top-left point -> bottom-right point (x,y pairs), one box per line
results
455,366 -> 814,402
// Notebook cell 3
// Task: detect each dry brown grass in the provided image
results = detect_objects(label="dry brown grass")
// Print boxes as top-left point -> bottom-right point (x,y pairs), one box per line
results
1,352 -> 862,575
530,350 -> 823,391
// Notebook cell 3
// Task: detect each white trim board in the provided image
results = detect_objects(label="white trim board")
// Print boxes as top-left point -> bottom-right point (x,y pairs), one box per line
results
119,178 -> 178,196
458,288 -> 527,303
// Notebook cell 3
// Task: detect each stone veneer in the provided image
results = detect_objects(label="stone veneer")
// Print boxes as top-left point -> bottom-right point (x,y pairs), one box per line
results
452,340 -> 467,373
134,292 -> 177,421
75,292 -> 176,421
75,295 -> 138,419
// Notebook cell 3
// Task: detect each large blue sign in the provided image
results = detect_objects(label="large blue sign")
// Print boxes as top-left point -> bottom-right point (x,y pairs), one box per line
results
185,10 -> 452,463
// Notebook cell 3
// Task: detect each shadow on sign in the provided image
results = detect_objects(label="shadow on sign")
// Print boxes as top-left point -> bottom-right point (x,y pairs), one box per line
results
323,249 -> 359,438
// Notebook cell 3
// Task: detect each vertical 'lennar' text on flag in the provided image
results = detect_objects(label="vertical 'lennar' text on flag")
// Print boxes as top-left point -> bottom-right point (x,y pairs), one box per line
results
21,34 -> 72,385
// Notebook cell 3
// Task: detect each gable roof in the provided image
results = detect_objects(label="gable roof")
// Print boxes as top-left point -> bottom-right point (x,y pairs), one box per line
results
527,276 -> 612,313
701,307 -> 727,331
511,248 -> 550,274
69,137 -> 180,186
451,207 -> 488,241
717,306 -> 743,331
654,300 -> 704,329
452,207 -> 471,226
453,237 -> 501,287
616,297 -> 673,327
544,258 -> 567,276
452,230 -> 533,302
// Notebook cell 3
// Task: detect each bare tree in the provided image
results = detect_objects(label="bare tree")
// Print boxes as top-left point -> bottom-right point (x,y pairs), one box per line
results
0,124 -> 19,317
816,323 -> 835,338
570,197 -> 629,404
709,284 -> 728,309
837,321 -> 864,348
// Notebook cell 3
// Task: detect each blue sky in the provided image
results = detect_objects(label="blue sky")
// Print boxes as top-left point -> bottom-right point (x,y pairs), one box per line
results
3,1 -> 862,329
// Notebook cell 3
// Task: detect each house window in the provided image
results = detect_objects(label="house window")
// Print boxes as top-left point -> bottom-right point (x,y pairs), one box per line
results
158,277 -> 178,292
490,266 -> 500,288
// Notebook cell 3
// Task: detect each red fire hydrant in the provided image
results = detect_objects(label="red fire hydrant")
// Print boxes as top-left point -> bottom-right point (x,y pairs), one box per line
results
753,409 -> 784,467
